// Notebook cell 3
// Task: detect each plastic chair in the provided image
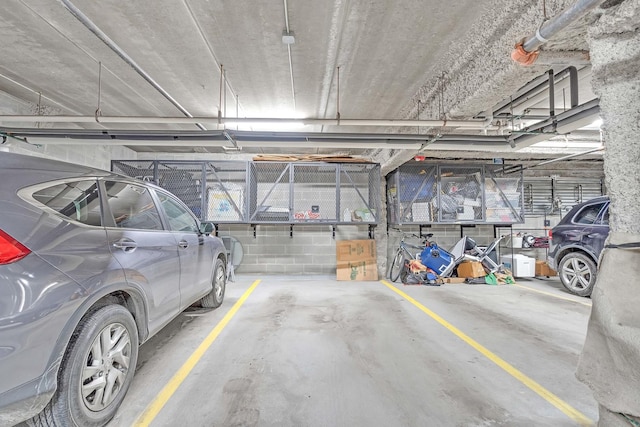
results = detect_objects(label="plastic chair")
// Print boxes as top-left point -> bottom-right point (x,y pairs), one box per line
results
453,236 -> 503,273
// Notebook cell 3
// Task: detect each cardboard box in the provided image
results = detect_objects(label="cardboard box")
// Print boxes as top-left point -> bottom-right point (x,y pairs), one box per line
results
336,240 -> 378,281
535,260 -> 557,277
457,261 -> 486,278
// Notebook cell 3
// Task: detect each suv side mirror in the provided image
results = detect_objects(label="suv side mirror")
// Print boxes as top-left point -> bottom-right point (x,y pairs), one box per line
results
200,221 -> 215,236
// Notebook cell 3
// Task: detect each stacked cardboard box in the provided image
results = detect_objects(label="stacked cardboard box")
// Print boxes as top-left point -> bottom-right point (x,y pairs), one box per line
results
336,240 -> 378,281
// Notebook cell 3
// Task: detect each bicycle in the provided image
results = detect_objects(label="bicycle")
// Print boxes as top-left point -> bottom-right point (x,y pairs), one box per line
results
388,232 -> 432,282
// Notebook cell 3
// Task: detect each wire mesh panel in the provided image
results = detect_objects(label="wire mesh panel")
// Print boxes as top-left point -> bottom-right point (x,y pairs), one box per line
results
437,165 -> 484,222
112,160 -> 249,221
387,164 -> 437,224
388,163 -> 524,224
292,163 -> 338,222
204,161 -> 248,222
484,167 -> 524,223
156,162 -> 206,218
248,162 -> 292,222
111,160 -> 156,183
113,159 -> 381,225
338,163 -> 380,223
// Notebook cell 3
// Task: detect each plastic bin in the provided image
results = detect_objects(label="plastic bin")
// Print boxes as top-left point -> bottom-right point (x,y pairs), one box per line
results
500,254 -> 535,277
420,245 -> 455,276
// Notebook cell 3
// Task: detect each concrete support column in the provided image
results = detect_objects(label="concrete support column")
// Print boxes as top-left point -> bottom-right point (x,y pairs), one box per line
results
577,1 -> 640,426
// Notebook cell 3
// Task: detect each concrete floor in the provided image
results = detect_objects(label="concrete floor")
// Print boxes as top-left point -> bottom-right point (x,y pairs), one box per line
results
97,274 -> 597,427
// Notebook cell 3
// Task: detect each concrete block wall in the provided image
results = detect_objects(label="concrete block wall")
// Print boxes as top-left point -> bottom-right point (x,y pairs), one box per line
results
1,141 -> 136,170
217,219 -> 556,278
216,224 -> 376,275
293,183 -> 338,220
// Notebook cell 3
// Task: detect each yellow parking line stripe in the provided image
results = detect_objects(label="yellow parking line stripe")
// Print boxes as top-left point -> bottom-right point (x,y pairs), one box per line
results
134,279 -> 262,426
512,283 -> 592,307
380,280 -> 592,426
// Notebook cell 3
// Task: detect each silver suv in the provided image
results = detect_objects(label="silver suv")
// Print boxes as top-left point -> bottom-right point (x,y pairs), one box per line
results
0,152 -> 227,426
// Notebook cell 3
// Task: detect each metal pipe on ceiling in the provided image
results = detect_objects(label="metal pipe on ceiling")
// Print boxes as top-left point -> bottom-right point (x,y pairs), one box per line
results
10,138 -> 228,147
0,127 -> 509,149
522,0 -> 607,53
501,146 -> 604,174
492,66 -> 587,117
0,115 -> 496,129
510,99 -> 600,148
1,100 -> 600,151
283,0 -> 296,112
505,67 -> 585,116
59,0 -> 207,131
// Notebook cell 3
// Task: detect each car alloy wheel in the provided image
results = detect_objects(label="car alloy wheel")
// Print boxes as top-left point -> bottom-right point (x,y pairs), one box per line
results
81,323 -> 132,411
559,252 -> 597,297
28,304 -> 138,427
199,258 -> 226,308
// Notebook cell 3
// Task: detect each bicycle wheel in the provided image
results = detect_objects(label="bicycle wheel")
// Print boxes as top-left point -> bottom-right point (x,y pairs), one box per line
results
389,249 -> 405,282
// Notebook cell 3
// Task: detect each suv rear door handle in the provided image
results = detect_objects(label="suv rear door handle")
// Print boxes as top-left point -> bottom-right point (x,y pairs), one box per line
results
178,240 -> 189,249
113,238 -> 137,253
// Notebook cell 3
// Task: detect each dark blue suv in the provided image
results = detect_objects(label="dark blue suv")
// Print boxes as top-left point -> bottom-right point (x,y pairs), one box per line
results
548,196 -> 610,297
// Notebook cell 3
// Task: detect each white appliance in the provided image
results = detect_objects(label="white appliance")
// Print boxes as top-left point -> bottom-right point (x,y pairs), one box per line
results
500,254 -> 535,277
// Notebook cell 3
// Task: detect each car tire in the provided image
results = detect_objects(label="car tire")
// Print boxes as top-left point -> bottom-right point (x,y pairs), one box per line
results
28,304 -> 138,427
199,258 -> 226,308
558,252 -> 597,297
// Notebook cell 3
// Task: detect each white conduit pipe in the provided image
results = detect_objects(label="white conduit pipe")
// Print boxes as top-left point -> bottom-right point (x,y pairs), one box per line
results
522,0 -> 606,52
0,115 -> 497,129
59,0 -> 206,131
508,66 -> 591,115
18,138 -> 424,149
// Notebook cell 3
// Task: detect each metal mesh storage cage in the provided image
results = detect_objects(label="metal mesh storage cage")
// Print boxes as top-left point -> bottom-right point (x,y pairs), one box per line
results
113,160 -> 380,226
387,163 -> 524,224
112,160 -> 248,222
248,161 -> 380,224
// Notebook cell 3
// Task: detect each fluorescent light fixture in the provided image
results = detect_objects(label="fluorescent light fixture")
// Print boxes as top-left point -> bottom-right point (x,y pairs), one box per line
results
590,118 -> 603,128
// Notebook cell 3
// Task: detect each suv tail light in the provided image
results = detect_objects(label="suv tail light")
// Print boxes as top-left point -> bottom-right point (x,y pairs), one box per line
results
0,229 -> 31,264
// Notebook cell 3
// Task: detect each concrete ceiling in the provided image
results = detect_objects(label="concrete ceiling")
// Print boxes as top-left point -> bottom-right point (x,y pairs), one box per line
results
0,0 -> 605,167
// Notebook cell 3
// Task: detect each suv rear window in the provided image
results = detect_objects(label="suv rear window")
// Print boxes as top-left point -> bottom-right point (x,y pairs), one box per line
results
32,180 -> 102,226
573,202 -> 607,225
